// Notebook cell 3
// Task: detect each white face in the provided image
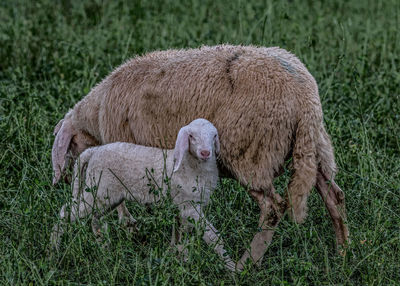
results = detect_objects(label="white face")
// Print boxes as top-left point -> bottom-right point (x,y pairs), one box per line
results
187,121 -> 219,161
172,119 -> 220,173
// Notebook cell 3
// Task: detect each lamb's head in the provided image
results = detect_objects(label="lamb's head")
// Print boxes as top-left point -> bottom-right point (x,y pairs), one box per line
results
173,118 -> 220,172
52,116 -> 98,185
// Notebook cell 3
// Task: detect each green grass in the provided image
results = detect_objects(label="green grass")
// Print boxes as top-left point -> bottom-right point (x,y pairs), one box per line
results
1,0 -> 399,284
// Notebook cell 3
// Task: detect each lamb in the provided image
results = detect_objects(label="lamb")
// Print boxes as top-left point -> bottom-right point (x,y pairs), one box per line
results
50,118 -> 236,271
51,44 -> 349,269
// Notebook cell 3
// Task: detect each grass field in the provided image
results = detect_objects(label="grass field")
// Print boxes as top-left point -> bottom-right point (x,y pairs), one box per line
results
1,0 -> 399,284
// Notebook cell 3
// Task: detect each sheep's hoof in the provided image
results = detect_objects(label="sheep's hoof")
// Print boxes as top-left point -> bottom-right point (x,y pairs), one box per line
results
338,244 -> 348,257
337,236 -> 351,257
236,252 -> 263,272
236,251 -> 251,271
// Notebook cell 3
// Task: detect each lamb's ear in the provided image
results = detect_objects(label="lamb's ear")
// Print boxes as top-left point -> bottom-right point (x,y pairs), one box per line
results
52,120 -> 74,185
173,127 -> 189,173
214,134 -> 220,156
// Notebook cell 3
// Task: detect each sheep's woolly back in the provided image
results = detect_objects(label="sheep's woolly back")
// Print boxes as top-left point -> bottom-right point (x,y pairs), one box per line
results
59,45 -> 337,220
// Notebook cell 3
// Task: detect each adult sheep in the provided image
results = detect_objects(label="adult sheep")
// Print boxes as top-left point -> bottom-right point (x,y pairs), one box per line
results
52,44 -> 349,269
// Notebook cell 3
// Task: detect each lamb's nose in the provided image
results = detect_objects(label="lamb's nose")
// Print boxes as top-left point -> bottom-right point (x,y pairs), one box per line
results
200,150 -> 210,158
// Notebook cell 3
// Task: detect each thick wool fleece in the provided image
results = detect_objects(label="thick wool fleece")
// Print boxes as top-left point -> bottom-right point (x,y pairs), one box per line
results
53,44 -> 337,223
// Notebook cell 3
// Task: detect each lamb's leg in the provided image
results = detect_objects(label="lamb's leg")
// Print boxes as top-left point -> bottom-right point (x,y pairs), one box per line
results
91,211 -> 107,236
201,219 -> 236,272
171,220 -> 190,261
116,202 -> 138,233
50,193 -> 95,251
236,188 -> 287,270
90,195 -> 127,243
179,206 -> 236,272
50,205 -> 69,252
170,215 -> 182,246
316,171 -> 350,249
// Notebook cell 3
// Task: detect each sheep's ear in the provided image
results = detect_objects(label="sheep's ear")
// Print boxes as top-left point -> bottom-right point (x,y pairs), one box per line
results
70,131 -> 98,157
53,119 -> 64,135
214,134 -> 220,156
173,127 -> 189,172
52,120 -> 74,185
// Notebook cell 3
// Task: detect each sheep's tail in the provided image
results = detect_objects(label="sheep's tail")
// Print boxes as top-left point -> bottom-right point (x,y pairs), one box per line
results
71,148 -> 96,198
316,126 -> 337,180
287,112 -> 319,223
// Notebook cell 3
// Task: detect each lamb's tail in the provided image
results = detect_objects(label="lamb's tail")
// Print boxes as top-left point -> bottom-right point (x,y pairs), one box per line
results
287,111 -> 319,223
71,148 -> 97,198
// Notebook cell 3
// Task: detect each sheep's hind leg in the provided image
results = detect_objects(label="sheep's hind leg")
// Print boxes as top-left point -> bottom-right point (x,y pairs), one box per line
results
236,188 -> 286,271
316,171 -> 350,251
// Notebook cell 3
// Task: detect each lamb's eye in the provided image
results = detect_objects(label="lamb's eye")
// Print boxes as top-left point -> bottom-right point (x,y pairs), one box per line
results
189,134 -> 194,139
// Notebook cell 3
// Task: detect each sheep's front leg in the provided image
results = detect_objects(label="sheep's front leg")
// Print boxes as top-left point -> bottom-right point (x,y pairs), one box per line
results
237,188 -> 286,270
180,206 -> 236,272
316,171 -> 350,250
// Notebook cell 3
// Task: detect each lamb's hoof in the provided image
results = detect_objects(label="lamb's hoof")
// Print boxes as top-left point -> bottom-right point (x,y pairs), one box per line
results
48,240 -> 59,253
225,260 -> 237,272
99,240 -> 111,250
126,222 -> 139,234
46,246 -> 57,260
176,244 -> 189,262
120,218 -> 139,233
94,231 -> 111,250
